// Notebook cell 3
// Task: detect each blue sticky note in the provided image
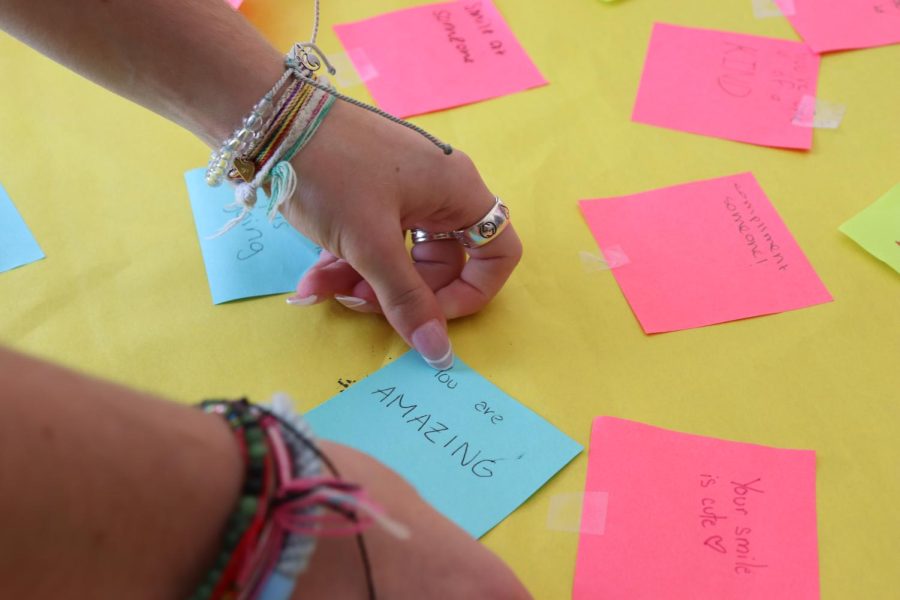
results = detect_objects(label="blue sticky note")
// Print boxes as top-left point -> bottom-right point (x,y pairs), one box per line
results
184,168 -> 320,304
0,184 -> 44,273
306,351 -> 582,538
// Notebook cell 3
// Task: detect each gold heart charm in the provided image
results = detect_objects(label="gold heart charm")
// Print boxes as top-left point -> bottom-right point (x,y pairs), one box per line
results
233,157 -> 257,183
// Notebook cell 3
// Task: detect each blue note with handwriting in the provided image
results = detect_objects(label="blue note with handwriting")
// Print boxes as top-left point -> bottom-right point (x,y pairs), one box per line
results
306,351 -> 582,538
184,168 -> 320,304
0,183 -> 44,273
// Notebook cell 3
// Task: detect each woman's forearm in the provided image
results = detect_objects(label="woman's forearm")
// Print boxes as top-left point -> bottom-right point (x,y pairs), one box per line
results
0,347 -> 243,599
0,0 -> 284,145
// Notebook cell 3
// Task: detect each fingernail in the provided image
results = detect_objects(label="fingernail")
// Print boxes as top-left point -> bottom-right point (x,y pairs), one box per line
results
411,319 -> 454,370
335,295 -> 367,309
286,294 -> 318,306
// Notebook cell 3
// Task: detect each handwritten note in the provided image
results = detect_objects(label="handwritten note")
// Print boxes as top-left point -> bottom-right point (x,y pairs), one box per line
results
333,0 -> 547,117
0,183 -> 44,274
305,351 -> 582,538
184,168 -> 320,304
632,23 -> 821,149
573,417 -> 819,600
840,183 -> 900,274
579,173 -> 832,333
775,0 -> 900,53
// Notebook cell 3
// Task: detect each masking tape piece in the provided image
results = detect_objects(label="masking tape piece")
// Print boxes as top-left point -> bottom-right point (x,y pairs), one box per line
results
752,0 -> 795,18
327,49 -> 379,88
546,492 -> 608,535
792,95 -> 846,129
580,245 -> 630,272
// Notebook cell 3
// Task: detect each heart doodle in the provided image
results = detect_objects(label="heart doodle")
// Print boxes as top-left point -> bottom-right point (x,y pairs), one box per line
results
704,535 -> 727,554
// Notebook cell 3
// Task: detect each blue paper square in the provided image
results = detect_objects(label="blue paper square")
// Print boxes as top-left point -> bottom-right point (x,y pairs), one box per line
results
306,351 -> 582,538
184,168 -> 320,304
0,184 -> 44,273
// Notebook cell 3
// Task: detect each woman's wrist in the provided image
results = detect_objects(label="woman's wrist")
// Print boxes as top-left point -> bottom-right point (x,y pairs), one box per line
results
192,51 -> 286,148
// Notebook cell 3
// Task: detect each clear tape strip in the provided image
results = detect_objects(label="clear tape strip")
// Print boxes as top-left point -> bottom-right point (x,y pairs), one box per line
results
580,245 -> 630,272
752,0 -> 795,18
327,48 -> 379,88
792,95 -> 846,129
546,492 -> 608,535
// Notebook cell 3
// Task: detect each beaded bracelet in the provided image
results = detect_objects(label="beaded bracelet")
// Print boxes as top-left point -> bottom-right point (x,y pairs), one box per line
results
205,0 -> 455,238
205,71 -> 295,188
228,79 -> 312,183
192,396 -> 405,600
210,81 -> 335,237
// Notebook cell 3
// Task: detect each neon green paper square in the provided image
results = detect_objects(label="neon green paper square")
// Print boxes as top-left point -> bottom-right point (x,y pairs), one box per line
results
840,184 -> 900,274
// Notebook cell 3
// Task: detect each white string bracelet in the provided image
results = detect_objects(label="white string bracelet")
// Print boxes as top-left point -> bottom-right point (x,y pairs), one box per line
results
205,70 -> 295,187
211,85 -> 334,237
205,0 -> 454,237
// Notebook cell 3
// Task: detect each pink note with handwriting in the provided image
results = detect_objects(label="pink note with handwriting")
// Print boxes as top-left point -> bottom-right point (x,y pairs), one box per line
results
333,0 -> 546,117
573,417 -> 819,600
632,23 -> 820,149
775,0 -> 900,53
579,173 -> 832,333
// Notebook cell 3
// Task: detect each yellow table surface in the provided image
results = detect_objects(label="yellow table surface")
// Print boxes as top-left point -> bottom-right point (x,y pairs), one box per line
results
1,0 -> 898,597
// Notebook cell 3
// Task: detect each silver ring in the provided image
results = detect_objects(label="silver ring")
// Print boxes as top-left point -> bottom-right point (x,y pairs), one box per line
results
410,197 -> 510,249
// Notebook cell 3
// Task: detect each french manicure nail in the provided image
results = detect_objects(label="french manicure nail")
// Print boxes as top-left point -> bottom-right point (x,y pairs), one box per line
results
335,295 -> 367,309
411,319 -> 454,370
286,295 -> 318,306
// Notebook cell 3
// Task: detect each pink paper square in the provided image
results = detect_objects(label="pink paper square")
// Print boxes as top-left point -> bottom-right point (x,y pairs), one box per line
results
775,0 -> 900,53
632,23 -> 821,149
333,0 -> 547,117
573,417 -> 820,600
579,173 -> 832,333
227,0 -> 243,9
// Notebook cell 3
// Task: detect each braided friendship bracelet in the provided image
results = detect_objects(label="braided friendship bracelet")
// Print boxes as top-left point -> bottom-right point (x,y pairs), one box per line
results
205,0 -> 452,237
209,80 -> 335,237
192,396 -> 406,600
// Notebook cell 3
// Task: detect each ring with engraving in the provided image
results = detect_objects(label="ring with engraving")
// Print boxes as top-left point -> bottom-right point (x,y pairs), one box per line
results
410,197 -> 510,249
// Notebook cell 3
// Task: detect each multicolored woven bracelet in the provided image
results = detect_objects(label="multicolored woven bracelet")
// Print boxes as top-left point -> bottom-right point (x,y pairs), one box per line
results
206,0 -> 454,239
191,396 -> 398,600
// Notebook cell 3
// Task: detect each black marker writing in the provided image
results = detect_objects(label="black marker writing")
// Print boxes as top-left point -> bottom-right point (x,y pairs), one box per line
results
697,474 -> 769,575
433,10 -> 475,63
372,386 -> 498,478
722,183 -> 789,271
223,205 -> 266,261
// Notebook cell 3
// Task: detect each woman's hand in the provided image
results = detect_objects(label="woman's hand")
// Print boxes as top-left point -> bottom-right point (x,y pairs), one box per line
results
284,101 -> 523,369
296,441 -> 532,600
2,0 -> 521,370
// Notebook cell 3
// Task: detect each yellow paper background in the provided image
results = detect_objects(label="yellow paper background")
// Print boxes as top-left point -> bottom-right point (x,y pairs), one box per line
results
1,1 -> 898,598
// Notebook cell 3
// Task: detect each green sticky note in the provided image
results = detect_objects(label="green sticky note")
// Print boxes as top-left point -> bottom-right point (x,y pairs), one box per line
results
839,184 -> 900,274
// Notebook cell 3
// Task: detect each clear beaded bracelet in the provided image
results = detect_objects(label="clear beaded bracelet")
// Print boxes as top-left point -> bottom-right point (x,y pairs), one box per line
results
205,68 -> 301,188
205,0 -> 456,238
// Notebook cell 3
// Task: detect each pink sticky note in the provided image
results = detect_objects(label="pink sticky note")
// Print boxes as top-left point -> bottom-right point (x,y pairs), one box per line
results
579,173 -> 832,333
775,0 -> 900,53
573,417 -> 820,600
632,23 -> 821,149
227,0 -> 243,8
333,0 -> 547,117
